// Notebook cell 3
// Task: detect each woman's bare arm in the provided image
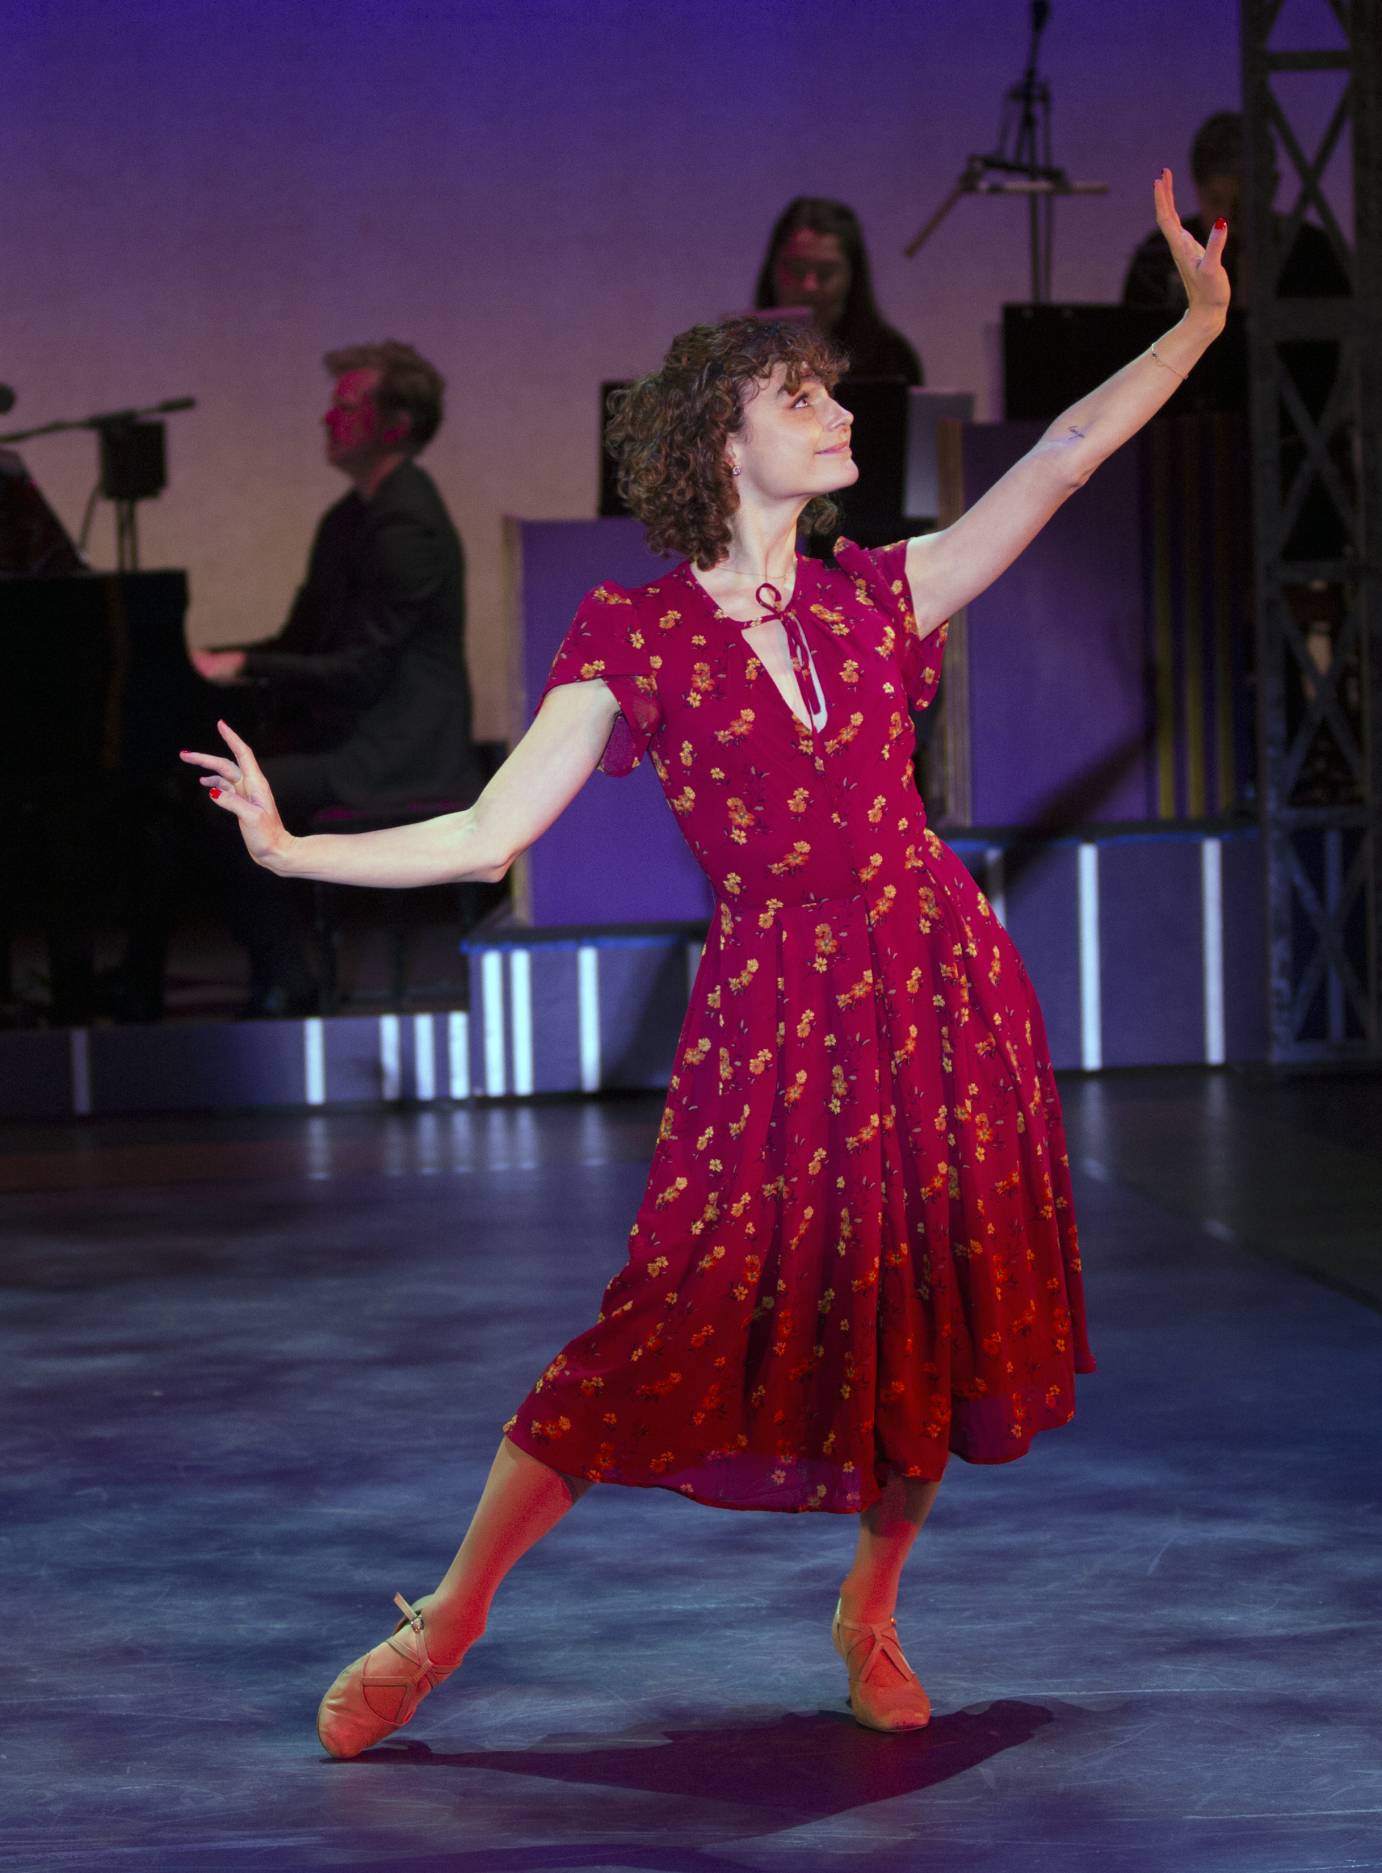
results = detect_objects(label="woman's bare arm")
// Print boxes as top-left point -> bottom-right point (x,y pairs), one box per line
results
902,169 -> 1231,636
179,678 -> 623,889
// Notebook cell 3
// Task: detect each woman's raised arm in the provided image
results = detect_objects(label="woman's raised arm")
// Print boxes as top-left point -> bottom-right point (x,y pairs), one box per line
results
179,677 -> 624,889
902,168 -> 1231,636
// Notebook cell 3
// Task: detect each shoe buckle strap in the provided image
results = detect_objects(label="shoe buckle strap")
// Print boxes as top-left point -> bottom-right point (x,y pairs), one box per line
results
859,1626 -> 916,1684
383,1592 -> 436,1678
840,1614 -> 917,1685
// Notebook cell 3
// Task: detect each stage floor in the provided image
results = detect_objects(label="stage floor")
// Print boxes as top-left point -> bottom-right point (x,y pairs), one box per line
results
3,1069 -> 1379,1872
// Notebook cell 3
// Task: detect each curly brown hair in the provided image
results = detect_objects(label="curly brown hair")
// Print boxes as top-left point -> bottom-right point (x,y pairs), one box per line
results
606,318 -> 847,568
322,339 -> 445,454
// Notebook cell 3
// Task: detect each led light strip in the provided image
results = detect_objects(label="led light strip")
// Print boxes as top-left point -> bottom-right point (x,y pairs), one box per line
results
509,950 -> 533,1097
304,1017 -> 325,1106
1078,843 -> 1102,1071
448,1011 -> 469,1100
577,945 -> 601,1093
481,950 -> 506,1096
1201,839 -> 1225,1066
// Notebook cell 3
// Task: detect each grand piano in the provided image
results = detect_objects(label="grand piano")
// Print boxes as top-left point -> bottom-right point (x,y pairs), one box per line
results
1,452 -> 218,1023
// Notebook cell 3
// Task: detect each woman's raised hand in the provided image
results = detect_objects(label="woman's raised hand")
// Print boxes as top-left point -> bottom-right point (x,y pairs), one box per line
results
1155,166 -> 1231,325
179,720 -> 289,869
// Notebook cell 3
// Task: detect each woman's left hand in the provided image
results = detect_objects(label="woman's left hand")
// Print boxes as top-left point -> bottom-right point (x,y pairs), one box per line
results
1155,166 -> 1231,326
179,719 -> 290,870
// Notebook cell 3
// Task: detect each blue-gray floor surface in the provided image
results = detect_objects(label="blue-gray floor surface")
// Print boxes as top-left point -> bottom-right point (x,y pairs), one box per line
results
2,1069 -> 1380,1872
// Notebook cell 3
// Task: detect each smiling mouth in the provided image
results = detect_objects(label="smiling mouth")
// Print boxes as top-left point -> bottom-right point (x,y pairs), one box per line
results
818,442 -> 853,455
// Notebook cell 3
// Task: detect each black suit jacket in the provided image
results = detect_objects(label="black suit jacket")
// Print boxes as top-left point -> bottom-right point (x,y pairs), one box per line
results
241,459 -> 481,807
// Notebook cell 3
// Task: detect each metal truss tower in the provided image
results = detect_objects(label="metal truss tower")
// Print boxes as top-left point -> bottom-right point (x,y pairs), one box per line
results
1241,0 -> 1381,1060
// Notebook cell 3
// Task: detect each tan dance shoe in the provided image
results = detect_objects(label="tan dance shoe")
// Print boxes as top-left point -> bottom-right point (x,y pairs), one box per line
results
316,1592 -> 452,1759
831,1597 -> 932,1733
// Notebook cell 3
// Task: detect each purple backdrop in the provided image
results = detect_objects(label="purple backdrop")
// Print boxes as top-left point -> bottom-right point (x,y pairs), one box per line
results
4,0 -> 1276,730
959,422 -> 1156,827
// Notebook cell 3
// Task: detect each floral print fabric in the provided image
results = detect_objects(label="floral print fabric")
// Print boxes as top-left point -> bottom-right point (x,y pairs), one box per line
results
503,538 -> 1095,1515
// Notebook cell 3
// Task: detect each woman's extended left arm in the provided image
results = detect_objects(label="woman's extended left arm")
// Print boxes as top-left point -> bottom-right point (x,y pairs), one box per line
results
903,168 -> 1231,636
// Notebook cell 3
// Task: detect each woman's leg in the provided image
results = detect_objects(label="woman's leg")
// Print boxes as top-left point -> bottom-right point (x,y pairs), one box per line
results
836,1473 -> 942,1685
419,1436 -> 594,1671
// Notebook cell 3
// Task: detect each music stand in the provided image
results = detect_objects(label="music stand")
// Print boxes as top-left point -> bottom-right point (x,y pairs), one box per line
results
831,377 -> 910,546
1003,305 -> 1249,420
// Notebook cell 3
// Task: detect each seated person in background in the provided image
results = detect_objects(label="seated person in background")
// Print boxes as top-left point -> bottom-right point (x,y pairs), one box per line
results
1121,108 -> 1349,327
191,339 -> 482,1015
1123,113 -> 1247,308
754,197 -> 924,383
1123,109 -> 1353,796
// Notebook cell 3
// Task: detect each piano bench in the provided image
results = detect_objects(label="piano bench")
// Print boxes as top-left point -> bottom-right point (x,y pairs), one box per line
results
304,798 -> 500,1015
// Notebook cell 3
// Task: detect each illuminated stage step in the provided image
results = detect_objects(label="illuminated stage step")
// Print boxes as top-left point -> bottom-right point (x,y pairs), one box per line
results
468,823 -> 1268,1096
0,822 -> 1269,1119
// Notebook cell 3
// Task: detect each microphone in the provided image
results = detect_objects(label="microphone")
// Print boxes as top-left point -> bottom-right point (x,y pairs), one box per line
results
0,384 -> 15,416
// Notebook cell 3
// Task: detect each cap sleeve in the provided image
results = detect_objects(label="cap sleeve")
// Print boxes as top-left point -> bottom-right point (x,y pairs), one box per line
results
833,535 -> 949,714
532,581 -> 663,777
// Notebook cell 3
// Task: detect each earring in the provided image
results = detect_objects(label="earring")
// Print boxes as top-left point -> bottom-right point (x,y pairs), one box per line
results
729,463 -> 741,477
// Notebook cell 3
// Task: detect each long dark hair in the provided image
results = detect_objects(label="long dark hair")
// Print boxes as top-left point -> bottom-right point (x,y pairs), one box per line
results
753,196 -> 888,357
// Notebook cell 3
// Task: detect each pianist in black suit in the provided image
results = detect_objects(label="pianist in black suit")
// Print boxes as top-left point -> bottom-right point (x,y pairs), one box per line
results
191,339 -> 481,1015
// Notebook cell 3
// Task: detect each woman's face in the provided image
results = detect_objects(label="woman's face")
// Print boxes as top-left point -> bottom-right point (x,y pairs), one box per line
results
771,228 -> 852,332
730,365 -> 858,505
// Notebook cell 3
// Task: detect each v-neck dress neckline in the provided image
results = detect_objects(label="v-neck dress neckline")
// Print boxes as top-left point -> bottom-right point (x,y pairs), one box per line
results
676,556 -> 825,738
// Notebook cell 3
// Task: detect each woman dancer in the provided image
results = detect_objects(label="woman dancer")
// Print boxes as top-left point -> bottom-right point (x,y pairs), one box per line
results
185,172 -> 1227,1753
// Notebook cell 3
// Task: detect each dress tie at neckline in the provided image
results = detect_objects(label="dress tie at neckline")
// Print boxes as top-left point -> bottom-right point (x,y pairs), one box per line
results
746,581 -> 828,733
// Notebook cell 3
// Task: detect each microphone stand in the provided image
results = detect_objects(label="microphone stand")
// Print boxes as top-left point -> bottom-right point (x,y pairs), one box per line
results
902,2 -> 1106,303
0,396 -> 197,446
0,397 -> 196,573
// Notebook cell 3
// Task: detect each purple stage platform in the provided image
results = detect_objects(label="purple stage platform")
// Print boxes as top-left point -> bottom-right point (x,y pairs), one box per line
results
464,822 -> 1265,1101
0,822 -> 1265,1118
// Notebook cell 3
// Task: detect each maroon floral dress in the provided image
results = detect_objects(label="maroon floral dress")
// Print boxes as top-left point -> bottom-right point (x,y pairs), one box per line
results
502,538 -> 1095,1515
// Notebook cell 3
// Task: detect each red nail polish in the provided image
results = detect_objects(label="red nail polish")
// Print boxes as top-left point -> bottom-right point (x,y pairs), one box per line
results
1214,217 -> 1227,230
209,787 -> 221,799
